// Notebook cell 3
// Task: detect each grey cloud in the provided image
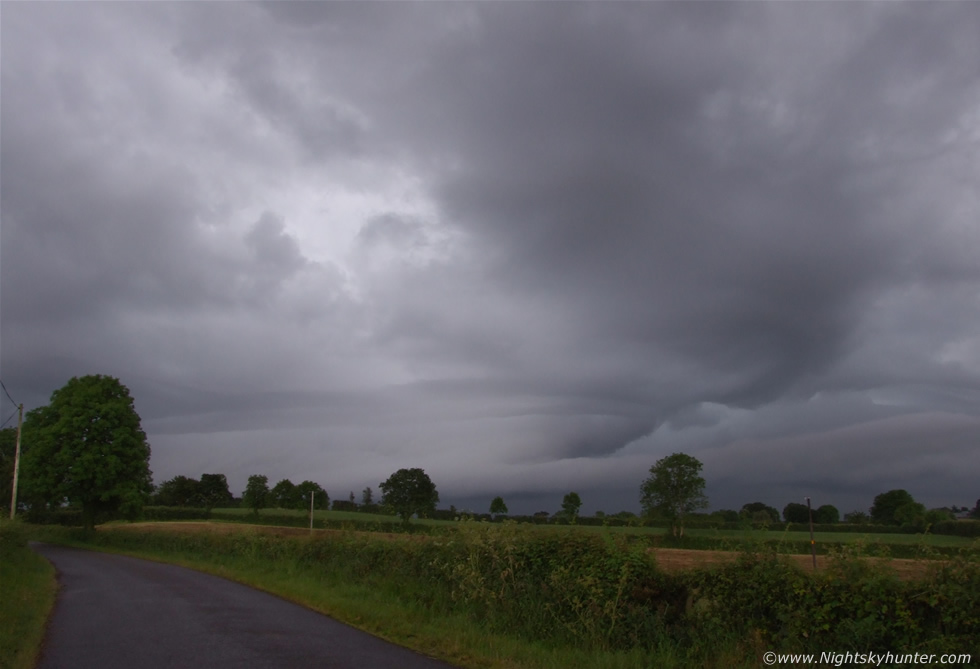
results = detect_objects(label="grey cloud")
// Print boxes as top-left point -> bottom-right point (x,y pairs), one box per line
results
2,2 -> 979,515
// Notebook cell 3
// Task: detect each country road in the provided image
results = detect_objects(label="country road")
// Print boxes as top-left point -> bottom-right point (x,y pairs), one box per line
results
31,543 -> 459,669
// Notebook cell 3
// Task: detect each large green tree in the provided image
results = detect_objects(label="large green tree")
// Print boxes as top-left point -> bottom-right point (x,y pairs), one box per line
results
870,489 -> 920,525
199,473 -> 233,514
295,480 -> 329,510
21,375 -> 152,531
271,478 -> 302,509
242,475 -> 270,516
640,452 -> 708,537
379,468 -> 439,522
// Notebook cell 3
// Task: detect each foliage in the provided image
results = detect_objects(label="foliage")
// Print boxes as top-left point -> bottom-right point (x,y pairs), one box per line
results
21,375 -> 152,531
740,502 -> 780,526
331,499 -> 357,512
361,486 -> 373,505
0,520 -> 57,669
871,489 -> 919,525
844,510 -> 870,524
154,475 -> 202,507
814,504 -> 840,524
783,502 -> 809,524
42,520 -> 980,665
490,495 -> 508,516
560,492 -> 582,522
295,480 -> 328,510
271,479 -> 302,509
198,473 -> 233,513
379,468 -> 439,522
242,475 -> 270,515
640,453 -> 708,537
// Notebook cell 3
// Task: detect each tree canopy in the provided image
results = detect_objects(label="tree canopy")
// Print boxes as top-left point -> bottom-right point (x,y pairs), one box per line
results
489,495 -> 508,516
295,480 -> 329,510
639,452 -> 708,537
21,375 -> 152,531
560,492 -> 582,521
783,502 -> 810,524
155,475 -> 202,507
199,473 -> 233,512
379,467 -> 439,522
242,475 -> 270,515
870,489 -> 921,525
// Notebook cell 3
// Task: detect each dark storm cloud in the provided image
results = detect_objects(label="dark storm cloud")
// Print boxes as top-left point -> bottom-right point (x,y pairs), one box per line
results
2,2 -> 978,511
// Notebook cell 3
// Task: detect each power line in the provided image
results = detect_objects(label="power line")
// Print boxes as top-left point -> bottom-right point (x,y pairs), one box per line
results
0,409 -> 18,430
0,379 -> 16,407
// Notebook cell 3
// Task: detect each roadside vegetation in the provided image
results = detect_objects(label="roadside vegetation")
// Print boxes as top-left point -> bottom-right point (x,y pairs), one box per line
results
0,519 -> 57,669
22,519 -> 980,668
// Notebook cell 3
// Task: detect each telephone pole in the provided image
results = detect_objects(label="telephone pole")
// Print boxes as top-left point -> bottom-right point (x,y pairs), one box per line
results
10,404 -> 24,519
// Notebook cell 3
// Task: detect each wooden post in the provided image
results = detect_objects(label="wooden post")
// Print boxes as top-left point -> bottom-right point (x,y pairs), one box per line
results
9,404 -> 23,519
806,496 -> 816,570
309,491 -> 314,533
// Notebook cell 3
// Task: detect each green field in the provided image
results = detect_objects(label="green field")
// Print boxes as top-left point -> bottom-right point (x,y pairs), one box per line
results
198,507 -> 977,556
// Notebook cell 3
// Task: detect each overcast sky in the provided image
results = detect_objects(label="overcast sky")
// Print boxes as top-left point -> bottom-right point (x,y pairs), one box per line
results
2,2 -> 979,517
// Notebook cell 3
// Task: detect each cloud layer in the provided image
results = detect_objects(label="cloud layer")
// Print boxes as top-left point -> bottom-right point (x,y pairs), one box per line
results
3,3 -> 979,515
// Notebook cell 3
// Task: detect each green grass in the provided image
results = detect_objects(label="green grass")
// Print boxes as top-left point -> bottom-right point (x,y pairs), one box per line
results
0,519 -> 57,669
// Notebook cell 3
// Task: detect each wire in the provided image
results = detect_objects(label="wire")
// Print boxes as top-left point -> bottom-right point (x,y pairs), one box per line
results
0,408 -> 18,430
0,378 -> 16,407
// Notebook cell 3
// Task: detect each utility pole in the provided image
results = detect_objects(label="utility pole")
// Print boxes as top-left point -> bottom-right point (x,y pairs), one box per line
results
9,404 -> 23,519
806,496 -> 816,570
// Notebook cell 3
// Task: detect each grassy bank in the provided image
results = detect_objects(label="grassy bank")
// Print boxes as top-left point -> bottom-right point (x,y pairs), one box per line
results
28,521 -> 980,668
0,520 -> 57,669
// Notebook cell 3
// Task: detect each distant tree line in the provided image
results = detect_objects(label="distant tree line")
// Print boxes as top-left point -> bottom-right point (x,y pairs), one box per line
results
7,374 -> 977,535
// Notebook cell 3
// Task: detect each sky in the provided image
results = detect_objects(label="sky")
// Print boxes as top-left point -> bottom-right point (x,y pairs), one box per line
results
2,2 -> 979,517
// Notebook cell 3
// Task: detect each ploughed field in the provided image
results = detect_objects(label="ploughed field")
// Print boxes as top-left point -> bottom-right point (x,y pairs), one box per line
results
105,521 -> 940,580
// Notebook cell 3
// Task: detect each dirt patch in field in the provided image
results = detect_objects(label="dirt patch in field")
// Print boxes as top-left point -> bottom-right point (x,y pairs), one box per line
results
648,547 -> 935,580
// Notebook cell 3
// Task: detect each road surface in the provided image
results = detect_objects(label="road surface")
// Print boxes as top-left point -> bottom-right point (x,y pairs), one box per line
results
31,543 -> 458,669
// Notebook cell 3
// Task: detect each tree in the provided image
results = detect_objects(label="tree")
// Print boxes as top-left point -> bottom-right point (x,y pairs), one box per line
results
199,473 -> 233,514
295,480 -> 328,510
271,478 -> 302,509
740,502 -> 780,526
21,375 -> 152,531
814,504 -> 839,524
844,510 -> 870,524
640,453 -> 708,537
362,486 -> 374,505
379,468 -> 439,522
971,499 -> 980,520
489,495 -> 508,516
242,475 -> 270,516
155,476 -> 202,507
783,502 -> 810,524
870,489 -> 919,525
560,492 -> 582,522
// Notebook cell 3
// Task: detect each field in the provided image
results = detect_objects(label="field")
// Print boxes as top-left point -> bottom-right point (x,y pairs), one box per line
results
16,514 -> 980,668
110,520 -> 944,580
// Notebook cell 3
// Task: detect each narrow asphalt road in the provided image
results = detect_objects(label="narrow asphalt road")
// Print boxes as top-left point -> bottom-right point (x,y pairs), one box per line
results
31,543 -> 459,669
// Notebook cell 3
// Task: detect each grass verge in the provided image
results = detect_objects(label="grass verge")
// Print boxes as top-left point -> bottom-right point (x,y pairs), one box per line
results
0,519 -> 57,669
